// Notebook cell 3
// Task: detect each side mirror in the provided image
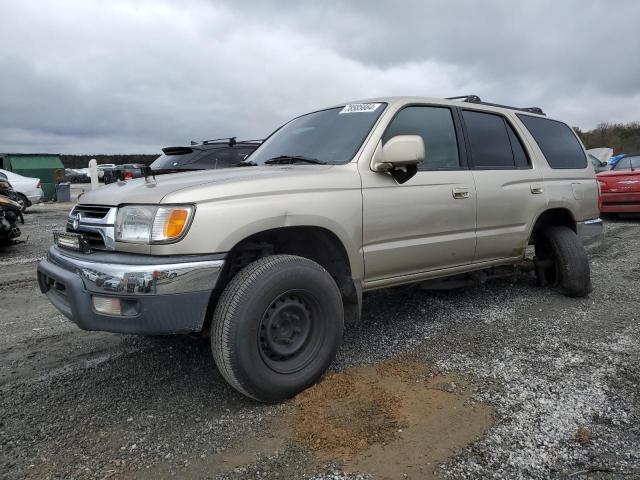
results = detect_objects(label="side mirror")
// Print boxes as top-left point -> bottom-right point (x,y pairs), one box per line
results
371,135 -> 425,184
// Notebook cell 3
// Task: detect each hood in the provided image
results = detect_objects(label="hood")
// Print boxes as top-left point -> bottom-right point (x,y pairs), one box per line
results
78,165 -> 339,206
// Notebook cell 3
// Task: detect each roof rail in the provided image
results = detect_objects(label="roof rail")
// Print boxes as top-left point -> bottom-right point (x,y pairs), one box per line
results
446,95 -> 545,116
446,95 -> 482,103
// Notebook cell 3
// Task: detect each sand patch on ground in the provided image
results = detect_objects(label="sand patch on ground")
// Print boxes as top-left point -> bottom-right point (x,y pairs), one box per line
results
289,357 -> 493,479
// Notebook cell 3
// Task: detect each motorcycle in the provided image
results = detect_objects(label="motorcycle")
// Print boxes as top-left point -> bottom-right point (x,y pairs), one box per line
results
0,179 -> 24,245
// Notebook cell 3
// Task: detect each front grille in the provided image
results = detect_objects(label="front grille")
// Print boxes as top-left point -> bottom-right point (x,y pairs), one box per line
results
66,205 -> 116,251
82,231 -> 107,249
65,225 -> 108,250
74,205 -> 111,220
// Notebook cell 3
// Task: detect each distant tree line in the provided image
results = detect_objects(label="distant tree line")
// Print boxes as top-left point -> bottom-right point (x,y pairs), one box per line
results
60,154 -> 158,169
575,122 -> 640,154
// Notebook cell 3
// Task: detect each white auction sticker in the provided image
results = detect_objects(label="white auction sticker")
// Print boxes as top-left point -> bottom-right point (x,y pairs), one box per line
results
339,103 -> 382,114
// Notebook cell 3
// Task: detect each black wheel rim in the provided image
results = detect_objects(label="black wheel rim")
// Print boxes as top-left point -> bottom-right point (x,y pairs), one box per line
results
258,290 -> 322,374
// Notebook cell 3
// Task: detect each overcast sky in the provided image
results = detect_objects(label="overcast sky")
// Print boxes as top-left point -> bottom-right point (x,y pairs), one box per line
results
1,0 -> 638,154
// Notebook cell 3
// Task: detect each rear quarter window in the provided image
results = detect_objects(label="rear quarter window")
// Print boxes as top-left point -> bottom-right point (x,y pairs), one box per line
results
516,114 -> 587,169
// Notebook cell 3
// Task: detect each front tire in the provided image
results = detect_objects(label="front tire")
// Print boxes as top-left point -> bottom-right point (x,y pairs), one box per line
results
211,255 -> 344,402
535,226 -> 592,297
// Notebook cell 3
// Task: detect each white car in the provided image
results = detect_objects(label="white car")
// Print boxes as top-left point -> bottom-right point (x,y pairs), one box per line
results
0,169 -> 44,211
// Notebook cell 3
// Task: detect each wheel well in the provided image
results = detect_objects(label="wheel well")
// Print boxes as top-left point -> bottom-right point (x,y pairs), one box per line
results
204,227 -> 361,330
530,208 -> 576,244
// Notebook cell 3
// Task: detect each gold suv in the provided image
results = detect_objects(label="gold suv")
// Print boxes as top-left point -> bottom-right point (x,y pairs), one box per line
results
38,96 -> 603,401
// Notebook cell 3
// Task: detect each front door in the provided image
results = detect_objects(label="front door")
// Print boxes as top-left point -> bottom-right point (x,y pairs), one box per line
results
360,105 -> 477,282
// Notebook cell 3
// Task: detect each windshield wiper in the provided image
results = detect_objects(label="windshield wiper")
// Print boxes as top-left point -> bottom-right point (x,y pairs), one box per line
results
237,159 -> 258,167
264,155 -> 327,165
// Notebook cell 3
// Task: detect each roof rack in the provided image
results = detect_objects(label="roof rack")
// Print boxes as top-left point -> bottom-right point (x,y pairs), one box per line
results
199,137 -> 263,146
445,95 -> 545,116
202,137 -> 237,146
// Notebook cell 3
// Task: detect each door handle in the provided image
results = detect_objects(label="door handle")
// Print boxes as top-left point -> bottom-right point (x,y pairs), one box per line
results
452,187 -> 470,199
530,183 -> 544,194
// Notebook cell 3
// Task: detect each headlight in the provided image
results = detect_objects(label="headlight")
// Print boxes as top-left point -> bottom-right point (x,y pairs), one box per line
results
115,205 -> 194,244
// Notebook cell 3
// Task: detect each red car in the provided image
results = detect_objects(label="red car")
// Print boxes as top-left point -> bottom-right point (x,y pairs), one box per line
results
597,154 -> 640,213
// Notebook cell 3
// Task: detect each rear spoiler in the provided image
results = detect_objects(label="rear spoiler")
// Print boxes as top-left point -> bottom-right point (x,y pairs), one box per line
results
161,146 -> 197,155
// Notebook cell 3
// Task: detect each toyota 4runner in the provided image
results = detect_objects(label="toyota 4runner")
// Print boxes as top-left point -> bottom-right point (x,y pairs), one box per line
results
37,96 -> 603,402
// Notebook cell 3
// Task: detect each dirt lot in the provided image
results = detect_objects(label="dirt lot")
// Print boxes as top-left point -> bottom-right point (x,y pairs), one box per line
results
1,204 -> 639,479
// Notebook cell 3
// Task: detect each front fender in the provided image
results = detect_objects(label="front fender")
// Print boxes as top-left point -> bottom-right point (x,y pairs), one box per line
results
151,191 -> 365,279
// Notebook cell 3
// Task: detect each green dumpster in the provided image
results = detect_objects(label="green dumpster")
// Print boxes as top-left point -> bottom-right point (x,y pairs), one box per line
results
0,154 -> 64,201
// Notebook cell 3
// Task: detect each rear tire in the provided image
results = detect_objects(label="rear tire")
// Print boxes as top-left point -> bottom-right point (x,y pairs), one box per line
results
211,255 -> 344,402
535,226 -> 592,297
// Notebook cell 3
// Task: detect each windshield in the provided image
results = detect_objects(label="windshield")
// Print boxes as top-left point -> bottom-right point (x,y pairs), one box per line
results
249,104 -> 386,165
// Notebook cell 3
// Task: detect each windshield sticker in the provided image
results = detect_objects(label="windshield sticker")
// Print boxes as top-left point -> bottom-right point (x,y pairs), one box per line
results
339,103 -> 382,114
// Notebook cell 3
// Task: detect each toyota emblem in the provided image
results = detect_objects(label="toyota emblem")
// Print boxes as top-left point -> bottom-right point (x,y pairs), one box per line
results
72,213 -> 80,230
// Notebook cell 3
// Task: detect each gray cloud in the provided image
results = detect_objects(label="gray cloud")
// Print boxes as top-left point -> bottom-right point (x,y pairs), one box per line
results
0,0 -> 638,154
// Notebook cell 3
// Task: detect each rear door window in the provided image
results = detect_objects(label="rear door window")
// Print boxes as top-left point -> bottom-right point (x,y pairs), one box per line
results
517,114 -> 587,169
462,110 -> 521,169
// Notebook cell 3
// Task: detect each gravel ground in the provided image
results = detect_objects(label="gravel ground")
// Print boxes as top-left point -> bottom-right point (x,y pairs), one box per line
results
1,204 -> 639,479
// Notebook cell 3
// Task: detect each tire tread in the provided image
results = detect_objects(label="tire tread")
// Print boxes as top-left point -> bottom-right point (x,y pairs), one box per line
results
544,226 -> 592,297
211,254 -> 341,401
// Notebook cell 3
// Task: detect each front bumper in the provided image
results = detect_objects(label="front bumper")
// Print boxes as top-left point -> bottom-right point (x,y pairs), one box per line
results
577,218 -> 604,249
37,246 -> 225,334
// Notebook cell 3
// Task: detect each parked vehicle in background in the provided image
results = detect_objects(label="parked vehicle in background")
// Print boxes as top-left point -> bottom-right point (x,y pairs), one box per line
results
608,154 -> 625,168
0,189 -> 23,246
0,169 -> 43,212
587,147 -> 613,166
0,176 -> 21,203
103,164 -> 146,184
150,138 -> 261,175
588,153 -> 609,173
97,164 -> 116,181
38,95 -> 602,402
65,168 -> 91,183
597,153 -> 640,213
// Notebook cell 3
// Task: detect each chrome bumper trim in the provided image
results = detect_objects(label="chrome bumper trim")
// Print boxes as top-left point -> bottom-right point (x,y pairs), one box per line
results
47,246 -> 224,296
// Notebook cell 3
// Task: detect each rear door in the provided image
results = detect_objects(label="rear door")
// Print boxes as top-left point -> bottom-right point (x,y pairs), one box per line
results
460,109 -> 548,262
361,104 -> 477,281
